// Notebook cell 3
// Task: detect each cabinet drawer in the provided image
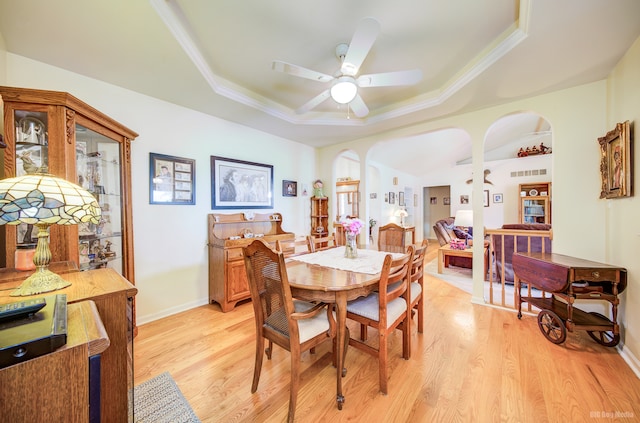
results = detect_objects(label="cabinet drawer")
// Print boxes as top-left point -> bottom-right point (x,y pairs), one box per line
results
226,248 -> 244,261
573,268 -> 619,282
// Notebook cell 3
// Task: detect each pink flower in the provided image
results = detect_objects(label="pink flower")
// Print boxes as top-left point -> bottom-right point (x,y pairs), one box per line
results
341,218 -> 364,236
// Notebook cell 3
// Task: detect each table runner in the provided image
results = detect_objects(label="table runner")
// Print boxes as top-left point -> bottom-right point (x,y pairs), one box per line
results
289,247 -> 404,274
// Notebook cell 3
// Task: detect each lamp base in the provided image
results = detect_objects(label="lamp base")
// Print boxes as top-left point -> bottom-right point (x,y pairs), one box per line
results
10,268 -> 71,297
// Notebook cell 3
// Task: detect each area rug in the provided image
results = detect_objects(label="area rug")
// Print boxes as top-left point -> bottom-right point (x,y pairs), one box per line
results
133,372 -> 200,423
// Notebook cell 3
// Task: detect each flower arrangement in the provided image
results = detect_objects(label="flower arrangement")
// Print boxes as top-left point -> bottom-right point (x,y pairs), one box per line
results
341,218 -> 365,236
369,218 -> 377,228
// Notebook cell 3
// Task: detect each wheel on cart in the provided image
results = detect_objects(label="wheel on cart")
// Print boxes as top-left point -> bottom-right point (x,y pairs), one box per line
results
586,312 -> 620,347
537,310 -> 566,344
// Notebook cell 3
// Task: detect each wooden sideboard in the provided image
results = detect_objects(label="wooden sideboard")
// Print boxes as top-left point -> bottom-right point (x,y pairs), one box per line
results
0,300 -> 109,422
0,268 -> 137,422
207,213 -> 294,312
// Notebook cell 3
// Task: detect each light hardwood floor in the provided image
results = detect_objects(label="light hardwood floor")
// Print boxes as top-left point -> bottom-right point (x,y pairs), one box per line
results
134,243 -> 640,422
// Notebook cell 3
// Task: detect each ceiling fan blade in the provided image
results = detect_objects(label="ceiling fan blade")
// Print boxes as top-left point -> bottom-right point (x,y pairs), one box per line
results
272,61 -> 333,83
357,69 -> 423,87
349,94 -> 369,118
295,89 -> 331,114
341,17 -> 380,76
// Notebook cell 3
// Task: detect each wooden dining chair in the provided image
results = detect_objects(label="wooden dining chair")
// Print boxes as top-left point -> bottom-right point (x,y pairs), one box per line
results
378,223 -> 407,253
243,239 -> 337,423
397,240 -> 428,355
276,238 -> 309,258
306,234 -> 337,253
345,246 -> 414,394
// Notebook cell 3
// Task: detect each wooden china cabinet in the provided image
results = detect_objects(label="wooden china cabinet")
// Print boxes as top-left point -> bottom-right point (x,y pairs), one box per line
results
0,86 -> 138,282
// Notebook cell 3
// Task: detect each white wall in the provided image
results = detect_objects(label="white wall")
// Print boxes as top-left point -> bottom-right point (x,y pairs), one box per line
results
606,35 -> 640,374
3,53 -> 317,324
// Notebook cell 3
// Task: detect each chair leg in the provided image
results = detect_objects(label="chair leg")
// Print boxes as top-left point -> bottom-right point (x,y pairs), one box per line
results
288,350 -> 301,423
360,323 -> 368,341
266,340 -> 273,359
403,314 -> 411,360
417,300 -> 424,333
252,337 -> 265,393
379,331 -> 388,395
404,312 -> 411,360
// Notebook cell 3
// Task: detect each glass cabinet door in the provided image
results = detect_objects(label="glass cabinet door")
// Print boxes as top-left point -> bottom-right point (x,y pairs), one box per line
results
76,124 -> 124,274
14,109 -> 50,249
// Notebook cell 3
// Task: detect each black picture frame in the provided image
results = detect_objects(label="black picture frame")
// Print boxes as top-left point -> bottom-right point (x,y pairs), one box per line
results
282,180 -> 297,197
211,156 -> 274,209
398,191 -> 405,206
484,190 -> 490,207
149,153 -> 196,205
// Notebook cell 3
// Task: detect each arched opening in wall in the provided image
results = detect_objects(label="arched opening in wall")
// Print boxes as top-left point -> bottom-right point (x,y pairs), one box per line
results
334,150 -> 362,241
483,111 -> 553,307
482,112 -> 553,228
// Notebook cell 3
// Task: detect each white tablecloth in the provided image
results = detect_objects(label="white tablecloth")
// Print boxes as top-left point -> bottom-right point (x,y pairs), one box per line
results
289,247 -> 404,275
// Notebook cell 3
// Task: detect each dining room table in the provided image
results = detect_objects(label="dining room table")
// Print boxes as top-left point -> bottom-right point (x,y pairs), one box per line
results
285,246 -> 403,410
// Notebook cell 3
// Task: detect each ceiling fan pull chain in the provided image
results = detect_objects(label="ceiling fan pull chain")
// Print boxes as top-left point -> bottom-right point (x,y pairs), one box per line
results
347,103 -> 351,119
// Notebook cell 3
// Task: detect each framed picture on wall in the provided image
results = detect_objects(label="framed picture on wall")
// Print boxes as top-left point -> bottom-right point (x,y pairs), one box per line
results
398,191 -> 405,206
493,193 -> 503,203
211,156 -> 274,209
484,190 -> 490,207
389,192 -> 396,204
282,180 -> 297,197
149,153 -> 196,205
460,195 -> 469,204
443,197 -> 451,205
599,120 -> 631,199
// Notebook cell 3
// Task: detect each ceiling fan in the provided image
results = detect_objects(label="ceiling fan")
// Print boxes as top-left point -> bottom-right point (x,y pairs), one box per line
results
272,17 -> 423,118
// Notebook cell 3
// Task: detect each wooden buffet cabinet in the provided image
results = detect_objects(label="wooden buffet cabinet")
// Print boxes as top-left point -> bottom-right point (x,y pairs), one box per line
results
208,213 -> 294,312
0,268 -> 137,422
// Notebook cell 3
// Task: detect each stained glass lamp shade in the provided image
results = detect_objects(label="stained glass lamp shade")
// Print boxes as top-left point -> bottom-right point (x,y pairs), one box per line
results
0,173 -> 101,296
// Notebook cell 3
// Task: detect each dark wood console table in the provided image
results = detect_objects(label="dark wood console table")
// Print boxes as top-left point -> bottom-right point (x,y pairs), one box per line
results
513,252 -> 626,346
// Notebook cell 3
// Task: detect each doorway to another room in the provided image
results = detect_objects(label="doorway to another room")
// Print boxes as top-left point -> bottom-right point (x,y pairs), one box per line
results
423,185 -> 451,242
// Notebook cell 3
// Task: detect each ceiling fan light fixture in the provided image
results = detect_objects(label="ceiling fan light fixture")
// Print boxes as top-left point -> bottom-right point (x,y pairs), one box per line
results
331,76 -> 358,104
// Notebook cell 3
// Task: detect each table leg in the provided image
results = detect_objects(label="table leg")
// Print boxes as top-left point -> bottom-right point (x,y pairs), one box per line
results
438,249 -> 444,273
335,291 -> 347,410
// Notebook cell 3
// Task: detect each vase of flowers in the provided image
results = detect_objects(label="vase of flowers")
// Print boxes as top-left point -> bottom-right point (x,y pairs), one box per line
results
341,218 -> 364,258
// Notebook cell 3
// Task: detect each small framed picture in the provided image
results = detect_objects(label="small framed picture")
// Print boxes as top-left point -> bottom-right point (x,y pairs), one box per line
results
460,195 -> 469,204
282,180 -> 297,197
430,197 -> 437,205
398,191 -> 405,206
150,153 -> 196,205
443,197 -> 451,205
484,190 -> 490,207
370,193 -> 377,199
384,193 -> 389,202
493,193 -> 503,203
389,192 -> 396,204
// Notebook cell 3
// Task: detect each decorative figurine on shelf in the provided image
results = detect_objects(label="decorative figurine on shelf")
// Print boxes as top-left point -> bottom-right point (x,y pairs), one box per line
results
104,240 -> 116,258
313,179 -> 325,198
341,218 -> 364,258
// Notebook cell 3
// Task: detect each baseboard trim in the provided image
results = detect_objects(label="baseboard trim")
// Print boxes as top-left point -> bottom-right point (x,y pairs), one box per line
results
137,297 -> 209,325
618,343 -> 640,380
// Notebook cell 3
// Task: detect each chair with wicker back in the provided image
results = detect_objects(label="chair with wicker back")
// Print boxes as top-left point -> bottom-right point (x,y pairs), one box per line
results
345,246 -> 414,394
243,239 -> 337,423
378,223 -> 407,253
